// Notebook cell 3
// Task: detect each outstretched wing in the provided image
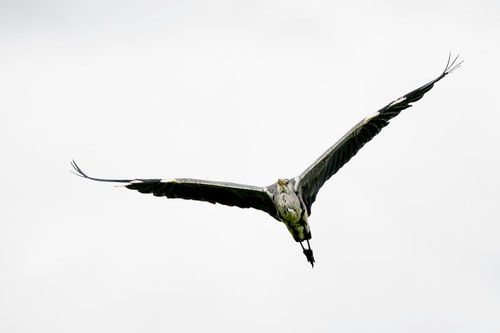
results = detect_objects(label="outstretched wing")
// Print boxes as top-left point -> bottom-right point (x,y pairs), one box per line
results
71,160 -> 278,220
296,55 -> 462,215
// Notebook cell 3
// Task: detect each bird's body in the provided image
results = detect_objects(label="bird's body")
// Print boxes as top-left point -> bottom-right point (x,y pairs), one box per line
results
72,55 -> 462,267
273,178 -> 315,265
274,178 -> 310,241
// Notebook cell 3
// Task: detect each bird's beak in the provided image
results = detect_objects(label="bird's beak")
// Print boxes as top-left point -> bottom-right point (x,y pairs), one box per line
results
278,179 -> 288,186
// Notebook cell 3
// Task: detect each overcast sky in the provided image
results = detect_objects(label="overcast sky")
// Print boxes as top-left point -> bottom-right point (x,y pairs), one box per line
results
1,0 -> 499,332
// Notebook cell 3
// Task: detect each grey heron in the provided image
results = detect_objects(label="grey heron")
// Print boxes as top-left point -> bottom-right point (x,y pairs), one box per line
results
72,55 -> 462,267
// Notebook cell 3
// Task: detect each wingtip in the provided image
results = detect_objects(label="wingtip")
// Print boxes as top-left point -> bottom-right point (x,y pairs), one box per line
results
444,53 -> 463,75
70,159 -> 87,179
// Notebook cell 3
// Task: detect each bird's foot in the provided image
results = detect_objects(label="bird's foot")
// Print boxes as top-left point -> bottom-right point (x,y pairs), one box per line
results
300,241 -> 315,268
303,248 -> 315,268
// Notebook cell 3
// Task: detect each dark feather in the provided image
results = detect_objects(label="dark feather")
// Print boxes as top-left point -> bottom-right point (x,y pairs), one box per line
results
297,55 -> 462,215
71,160 -> 278,219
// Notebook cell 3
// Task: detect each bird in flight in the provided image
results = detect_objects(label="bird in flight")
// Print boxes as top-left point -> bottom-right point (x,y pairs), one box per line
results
72,55 -> 462,267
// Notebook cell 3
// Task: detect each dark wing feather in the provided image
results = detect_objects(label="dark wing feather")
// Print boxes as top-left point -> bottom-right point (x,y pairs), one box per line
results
297,55 -> 462,215
71,160 -> 278,219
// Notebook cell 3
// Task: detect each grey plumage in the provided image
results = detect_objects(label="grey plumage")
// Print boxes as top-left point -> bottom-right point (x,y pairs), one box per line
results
72,55 -> 462,267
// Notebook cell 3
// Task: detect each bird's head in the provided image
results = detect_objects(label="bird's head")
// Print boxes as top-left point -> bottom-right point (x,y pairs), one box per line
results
277,178 -> 290,191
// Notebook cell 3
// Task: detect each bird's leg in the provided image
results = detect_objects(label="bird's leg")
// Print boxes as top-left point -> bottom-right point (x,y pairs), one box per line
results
300,241 -> 315,268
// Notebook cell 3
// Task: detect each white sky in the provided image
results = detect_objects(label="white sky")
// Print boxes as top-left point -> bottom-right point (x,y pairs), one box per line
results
1,0 -> 499,332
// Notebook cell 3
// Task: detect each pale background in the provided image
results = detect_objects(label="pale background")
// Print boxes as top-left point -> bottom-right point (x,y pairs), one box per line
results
1,1 -> 499,332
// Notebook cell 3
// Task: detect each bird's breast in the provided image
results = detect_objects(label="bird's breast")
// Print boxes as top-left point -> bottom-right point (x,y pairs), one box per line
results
276,192 -> 303,224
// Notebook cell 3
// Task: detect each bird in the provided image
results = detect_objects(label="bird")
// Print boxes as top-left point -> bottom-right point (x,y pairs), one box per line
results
72,54 -> 462,267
